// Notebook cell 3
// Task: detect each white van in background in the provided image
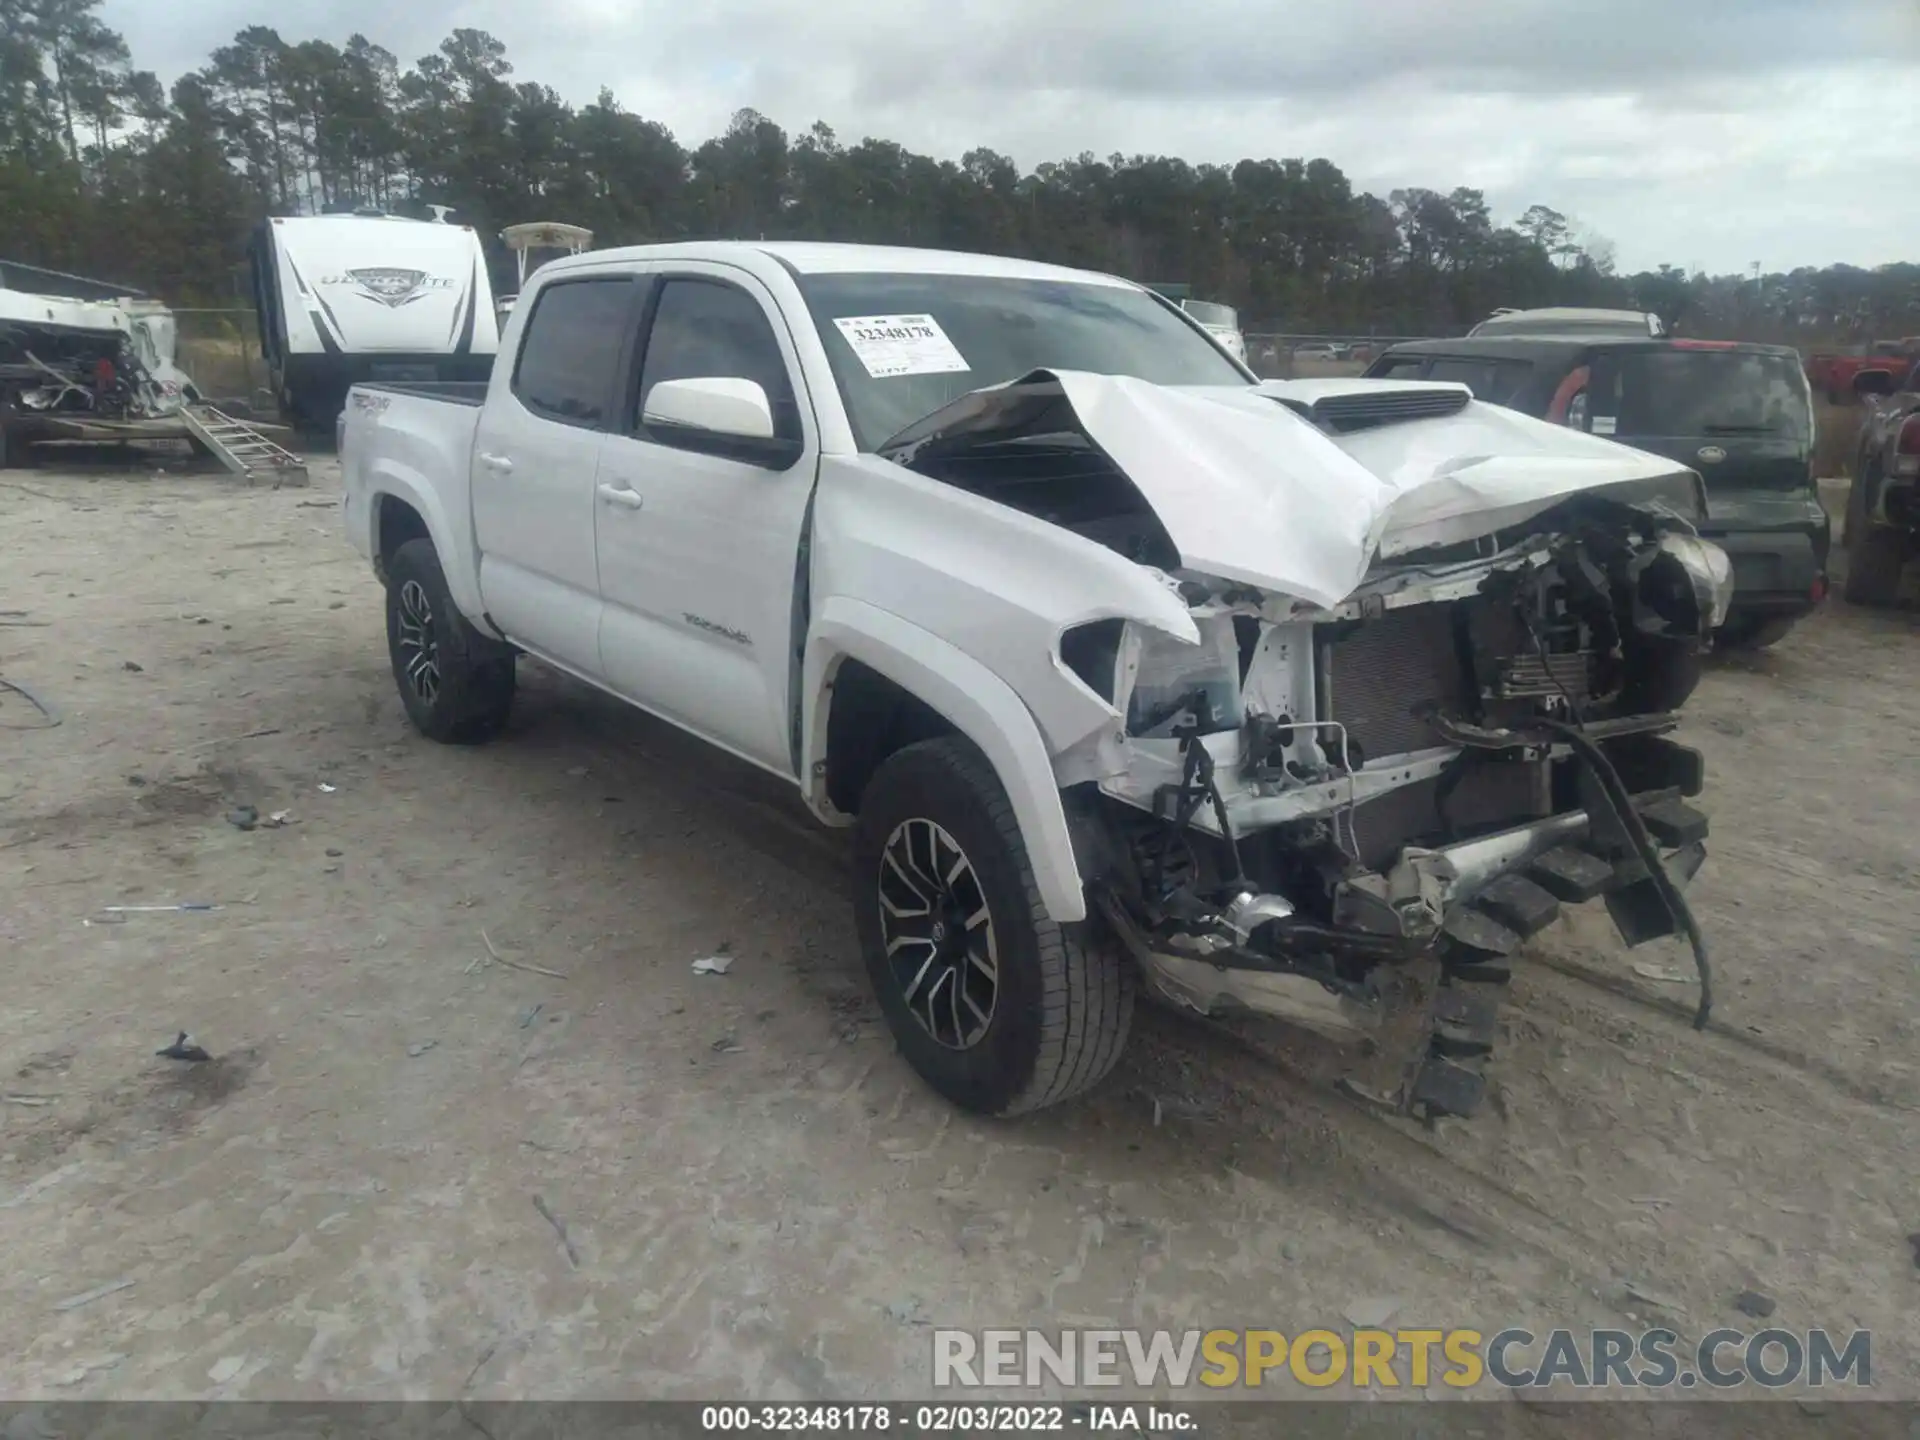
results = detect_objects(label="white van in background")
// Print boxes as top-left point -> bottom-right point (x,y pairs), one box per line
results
249,209 -> 500,430
1181,299 -> 1248,363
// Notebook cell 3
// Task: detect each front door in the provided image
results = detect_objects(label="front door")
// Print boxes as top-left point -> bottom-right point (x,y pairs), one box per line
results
472,273 -> 644,675
594,266 -> 819,774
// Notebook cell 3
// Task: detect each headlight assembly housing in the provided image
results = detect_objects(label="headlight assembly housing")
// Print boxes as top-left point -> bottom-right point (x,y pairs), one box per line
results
1658,533 -> 1736,631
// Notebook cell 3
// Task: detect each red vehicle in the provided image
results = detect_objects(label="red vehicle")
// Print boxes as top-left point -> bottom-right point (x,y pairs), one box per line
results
1807,338 -> 1920,405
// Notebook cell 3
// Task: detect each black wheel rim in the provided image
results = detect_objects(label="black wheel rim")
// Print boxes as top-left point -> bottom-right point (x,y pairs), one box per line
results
877,818 -> 999,1050
396,579 -> 440,703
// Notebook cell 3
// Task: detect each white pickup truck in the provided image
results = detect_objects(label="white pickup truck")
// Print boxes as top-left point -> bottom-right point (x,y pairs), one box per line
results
340,241 -> 1731,1121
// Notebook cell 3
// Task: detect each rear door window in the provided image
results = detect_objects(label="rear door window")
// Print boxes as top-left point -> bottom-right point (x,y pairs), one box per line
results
1367,356 -> 1428,380
511,277 -> 635,427
1422,357 -> 1532,403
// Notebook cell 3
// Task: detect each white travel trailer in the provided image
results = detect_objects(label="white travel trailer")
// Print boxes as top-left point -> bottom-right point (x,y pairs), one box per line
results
249,210 -> 500,429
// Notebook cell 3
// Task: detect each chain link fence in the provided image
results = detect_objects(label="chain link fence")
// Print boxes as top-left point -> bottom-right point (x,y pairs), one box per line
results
1243,333 -> 1444,380
171,308 -> 274,408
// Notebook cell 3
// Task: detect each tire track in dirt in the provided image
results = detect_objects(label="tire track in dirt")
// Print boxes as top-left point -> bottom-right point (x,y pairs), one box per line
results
1526,951 -> 1914,1114
1118,1008 -> 1636,1296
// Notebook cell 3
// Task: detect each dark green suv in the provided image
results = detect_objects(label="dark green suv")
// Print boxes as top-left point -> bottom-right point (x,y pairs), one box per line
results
1365,336 -> 1829,648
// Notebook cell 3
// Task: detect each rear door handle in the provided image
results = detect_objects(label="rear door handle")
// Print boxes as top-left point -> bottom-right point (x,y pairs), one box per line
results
479,453 -> 514,474
597,483 -> 644,510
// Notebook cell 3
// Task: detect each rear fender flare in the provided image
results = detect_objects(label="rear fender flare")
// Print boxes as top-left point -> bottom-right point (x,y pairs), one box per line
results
364,463 -> 494,636
803,595 -> 1087,924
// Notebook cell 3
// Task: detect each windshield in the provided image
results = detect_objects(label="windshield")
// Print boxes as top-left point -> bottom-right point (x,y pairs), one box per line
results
1182,300 -> 1238,328
796,272 -> 1249,449
1606,350 -> 1811,439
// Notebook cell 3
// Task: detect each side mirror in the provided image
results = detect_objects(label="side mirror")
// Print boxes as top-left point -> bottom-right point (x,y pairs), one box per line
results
643,376 -> 776,440
1853,368 -> 1896,398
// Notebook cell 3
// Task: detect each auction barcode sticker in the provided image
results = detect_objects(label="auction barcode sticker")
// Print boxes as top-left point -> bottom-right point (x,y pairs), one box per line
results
832,314 -> 970,378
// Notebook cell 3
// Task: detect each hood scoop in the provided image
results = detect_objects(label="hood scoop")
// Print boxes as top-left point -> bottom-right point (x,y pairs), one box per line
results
1308,384 -> 1470,433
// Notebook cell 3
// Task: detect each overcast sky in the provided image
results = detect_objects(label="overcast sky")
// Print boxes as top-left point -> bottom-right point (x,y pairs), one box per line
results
101,0 -> 1920,275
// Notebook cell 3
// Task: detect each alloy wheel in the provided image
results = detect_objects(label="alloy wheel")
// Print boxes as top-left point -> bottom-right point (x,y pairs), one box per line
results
876,817 -> 999,1049
396,579 -> 441,703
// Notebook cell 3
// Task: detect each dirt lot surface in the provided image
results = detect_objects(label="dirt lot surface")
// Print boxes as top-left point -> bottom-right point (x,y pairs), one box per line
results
1,459 -> 1916,1418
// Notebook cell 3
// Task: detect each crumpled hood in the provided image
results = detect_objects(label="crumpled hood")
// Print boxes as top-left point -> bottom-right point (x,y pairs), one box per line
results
882,370 -> 1705,609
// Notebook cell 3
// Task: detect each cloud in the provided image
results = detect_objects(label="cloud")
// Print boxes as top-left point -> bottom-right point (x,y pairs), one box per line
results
100,0 -> 1920,273
647,0 -> 1914,102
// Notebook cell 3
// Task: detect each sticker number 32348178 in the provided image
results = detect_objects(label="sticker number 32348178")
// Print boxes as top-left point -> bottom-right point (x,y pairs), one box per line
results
831,314 -> 971,378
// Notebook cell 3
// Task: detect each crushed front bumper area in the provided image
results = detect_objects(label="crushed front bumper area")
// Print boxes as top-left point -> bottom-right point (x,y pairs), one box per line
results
1099,730 -> 1711,1121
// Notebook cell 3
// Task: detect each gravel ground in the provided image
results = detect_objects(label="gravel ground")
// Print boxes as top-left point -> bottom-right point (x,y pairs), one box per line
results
0,457 -> 1914,1422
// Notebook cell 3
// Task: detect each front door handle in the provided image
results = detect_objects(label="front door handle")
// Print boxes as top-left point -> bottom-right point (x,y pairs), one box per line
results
479,452 -> 514,474
596,483 -> 644,510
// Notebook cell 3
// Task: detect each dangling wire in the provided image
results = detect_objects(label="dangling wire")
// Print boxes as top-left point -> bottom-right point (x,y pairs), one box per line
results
0,676 -> 60,729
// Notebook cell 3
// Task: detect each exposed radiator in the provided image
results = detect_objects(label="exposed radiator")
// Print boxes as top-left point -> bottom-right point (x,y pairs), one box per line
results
1345,763 -> 1545,870
1492,650 -> 1593,700
1323,604 -> 1466,760
1324,598 -> 1593,759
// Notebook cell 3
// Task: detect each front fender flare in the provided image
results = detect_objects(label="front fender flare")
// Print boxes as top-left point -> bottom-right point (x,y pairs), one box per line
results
804,595 -> 1086,924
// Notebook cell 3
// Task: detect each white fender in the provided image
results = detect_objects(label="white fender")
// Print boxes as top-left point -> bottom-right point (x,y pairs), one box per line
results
804,595 -> 1087,924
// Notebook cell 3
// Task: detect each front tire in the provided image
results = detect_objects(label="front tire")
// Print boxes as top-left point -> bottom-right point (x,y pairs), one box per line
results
385,538 -> 515,743
853,736 -> 1133,1116
1843,468 -> 1908,607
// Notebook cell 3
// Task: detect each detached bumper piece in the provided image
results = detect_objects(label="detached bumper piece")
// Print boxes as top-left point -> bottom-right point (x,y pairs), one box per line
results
1414,735 -> 1711,1120
1106,725 -> 1712,1124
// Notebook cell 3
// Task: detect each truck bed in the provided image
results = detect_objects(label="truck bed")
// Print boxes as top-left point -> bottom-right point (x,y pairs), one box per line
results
339,382 -> 485,612
356,380 -> 488,407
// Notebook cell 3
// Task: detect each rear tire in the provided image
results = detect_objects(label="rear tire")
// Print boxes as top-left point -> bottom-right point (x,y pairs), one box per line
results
1715,614 -> 1797,650
385,538 -> 515,743
1843,468 -> 1908,607
0,405 -> 37,470
853,736 -> 1132,1116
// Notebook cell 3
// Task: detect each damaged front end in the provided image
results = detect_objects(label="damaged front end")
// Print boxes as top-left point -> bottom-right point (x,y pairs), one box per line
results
1069,515 -> 1726,1119
882,370 -> 1731,1121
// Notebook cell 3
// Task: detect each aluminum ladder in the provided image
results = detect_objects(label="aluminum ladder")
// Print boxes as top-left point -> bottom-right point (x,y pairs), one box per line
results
182,404 -> 308,486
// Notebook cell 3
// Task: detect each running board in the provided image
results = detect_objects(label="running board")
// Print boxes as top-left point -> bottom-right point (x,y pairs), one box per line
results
182,404 -> 308,487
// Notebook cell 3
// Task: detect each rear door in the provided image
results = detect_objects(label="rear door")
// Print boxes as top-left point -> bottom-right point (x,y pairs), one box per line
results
593,265 -> 819,775
472,272 -> 645,675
